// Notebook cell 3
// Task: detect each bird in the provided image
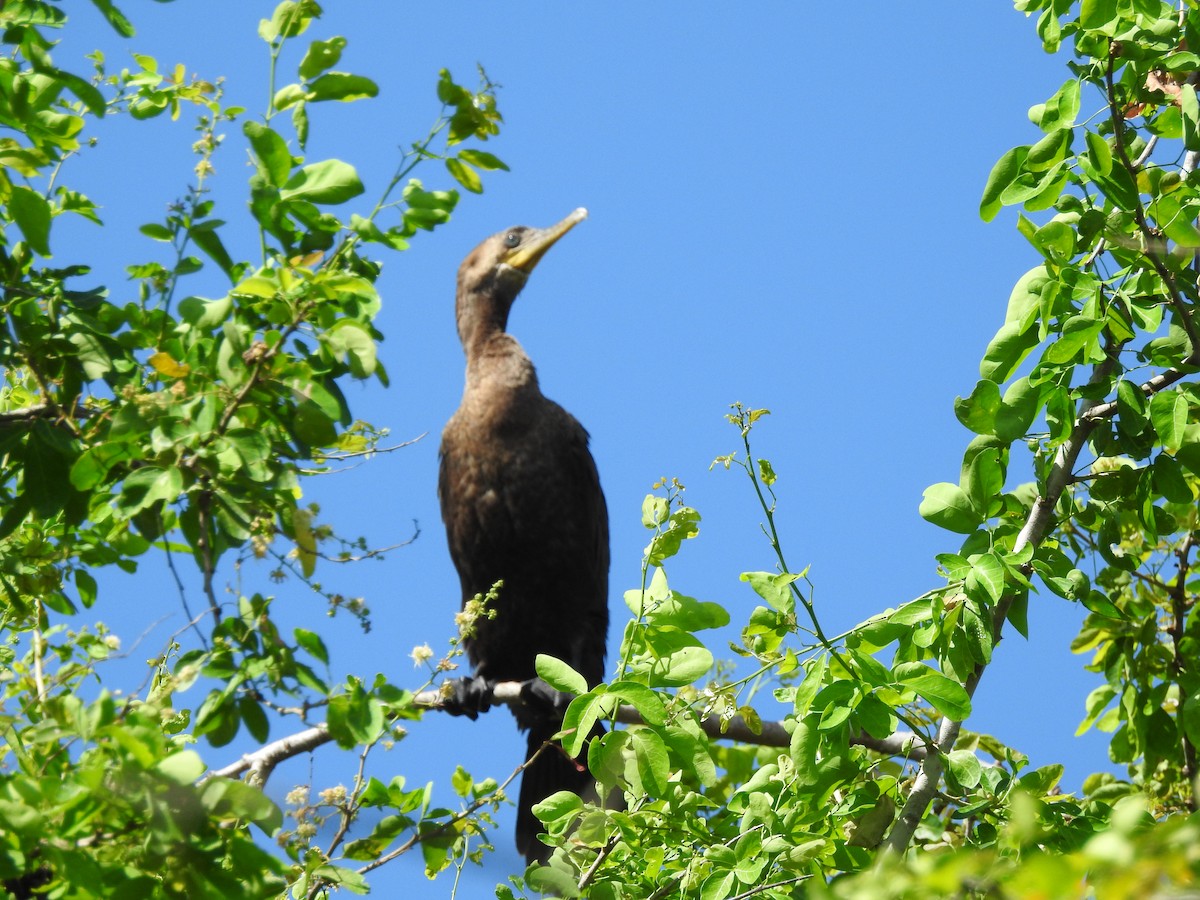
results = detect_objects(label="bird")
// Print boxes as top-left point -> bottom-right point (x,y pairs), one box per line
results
437,208 -> 610,864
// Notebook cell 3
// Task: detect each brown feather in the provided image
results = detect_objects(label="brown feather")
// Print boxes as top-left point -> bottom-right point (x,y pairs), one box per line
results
438,212 -> 609,862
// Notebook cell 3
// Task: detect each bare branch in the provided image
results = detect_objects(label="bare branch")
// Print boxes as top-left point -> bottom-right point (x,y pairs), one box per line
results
206,724 -> 330,785
207,681 -> 930,788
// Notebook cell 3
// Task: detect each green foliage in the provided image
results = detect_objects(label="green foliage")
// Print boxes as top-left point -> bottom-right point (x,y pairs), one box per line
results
0,1 -> 511,896
5,1 -> 1200,898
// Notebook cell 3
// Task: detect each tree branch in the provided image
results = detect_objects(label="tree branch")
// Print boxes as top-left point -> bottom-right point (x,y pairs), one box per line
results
1104,41 -> 1200,364
0,403 -> 97,425
206,682 -> 930,786
205,724 -> 331,785
884,349 -> 1121,854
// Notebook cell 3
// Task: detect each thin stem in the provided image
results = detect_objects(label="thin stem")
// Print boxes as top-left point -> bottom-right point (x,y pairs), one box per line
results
735,422 -> 850,671
1104,42 -> 1200,363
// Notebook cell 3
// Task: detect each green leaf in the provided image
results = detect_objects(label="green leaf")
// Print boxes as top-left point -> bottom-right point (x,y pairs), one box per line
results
535,654 -> 588,695
946,749 -> 983,789
307,72 -> 379,102
1152,454 -> 1192,503
654,642 -> 713,687
605,681 -> 667,725
281,159 -> 364,204
1181,84 -> 1200,151
995,376 -> 1040,442
1181,692 -> 1200,747
68,330 -> 112,380
244,121 -> 294,189
526,865 -> 582,899
1031,79 -> 1080,131
259,0 -> 316,42
855,693 -> 898,740
310,865 -> 368,895
295,628 -> 329,664
1043,315 -> 1104,365
274,83 -> 307,111
919,483 -> 983,534
1116,379 -> 1148,441
981,319 -> 1041,382
1080,155 -> 1140,210
445,157 -> 482,193
298,36 -> 346,79
70,442 -> 134,490
980,146 -> 1028,221
532,790 -> 583,828
294,399 -> 338,447
961,443 -> 1004,515
1150,391 -> 1188,453
456,149 -> 510,171
236,696 -> 268,744
740,571 -> 798,614
203,778 -> 283,831
75,569 -> 98,608
179,294 -> 233,329
155,750 -> 206,784
9,185 -> 52,255
87,0 -> 135,37
558,694 -> 605,758
190,225 -> 236,280
323,320 -> 376,377
641,494 -> 668,527
327,687 -> 384,748
893,662 -> 972,720
139,222 -> 173,242
119,466 -> 184,516
967,553 -> 1006,604
955,379 -> 1002,435
23,423 -> 71,518
1084,131 -> 1112,176
630,728 -> 670,796
1080,0 -> 1117,30
1005,265 -> 1051,326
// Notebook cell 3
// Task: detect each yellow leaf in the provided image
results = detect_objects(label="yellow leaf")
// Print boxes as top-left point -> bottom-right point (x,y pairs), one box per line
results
289,250 -> 324,269
292,507 -> 317,578
148,351 -> 190,378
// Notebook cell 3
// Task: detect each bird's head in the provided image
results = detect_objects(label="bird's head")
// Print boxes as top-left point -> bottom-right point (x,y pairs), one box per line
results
455,208 -> 588,347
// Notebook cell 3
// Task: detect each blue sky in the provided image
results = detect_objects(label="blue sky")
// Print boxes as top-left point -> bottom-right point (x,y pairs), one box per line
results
52,3 -> 1106,895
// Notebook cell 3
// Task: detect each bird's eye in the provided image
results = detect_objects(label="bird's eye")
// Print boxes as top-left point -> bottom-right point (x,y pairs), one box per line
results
504,231 -> 521,249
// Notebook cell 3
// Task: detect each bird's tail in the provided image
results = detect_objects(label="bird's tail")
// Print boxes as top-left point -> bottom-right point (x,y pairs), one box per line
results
516,718 -> 606,864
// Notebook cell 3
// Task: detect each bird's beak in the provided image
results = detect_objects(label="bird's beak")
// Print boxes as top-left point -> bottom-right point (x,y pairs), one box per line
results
505,207 -> 588,273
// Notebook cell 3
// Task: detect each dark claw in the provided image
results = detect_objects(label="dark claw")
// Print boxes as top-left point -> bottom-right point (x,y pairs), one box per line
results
519,677 -> 572,717
442,674 -> 495,720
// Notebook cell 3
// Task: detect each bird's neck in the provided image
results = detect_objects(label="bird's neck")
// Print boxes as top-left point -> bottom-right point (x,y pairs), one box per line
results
464,333 -> 540,396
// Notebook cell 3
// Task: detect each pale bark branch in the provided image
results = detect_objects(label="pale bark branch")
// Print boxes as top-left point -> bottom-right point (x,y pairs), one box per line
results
206,724 -> 331,785
206,681 -> 930,786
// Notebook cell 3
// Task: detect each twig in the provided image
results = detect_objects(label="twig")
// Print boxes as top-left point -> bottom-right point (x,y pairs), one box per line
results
354,742 -> 544,876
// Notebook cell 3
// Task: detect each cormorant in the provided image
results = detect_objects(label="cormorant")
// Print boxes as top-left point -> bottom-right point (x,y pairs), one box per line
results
438,208 -> 609,863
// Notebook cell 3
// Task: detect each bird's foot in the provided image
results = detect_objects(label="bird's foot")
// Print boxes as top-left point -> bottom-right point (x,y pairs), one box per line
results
441,674 -> 495,720
518,677 -> 573,717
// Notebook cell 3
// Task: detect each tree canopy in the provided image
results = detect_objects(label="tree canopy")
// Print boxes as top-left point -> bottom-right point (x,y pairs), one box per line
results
1,1 -> 1200,898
